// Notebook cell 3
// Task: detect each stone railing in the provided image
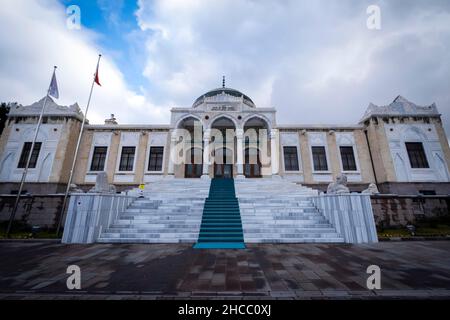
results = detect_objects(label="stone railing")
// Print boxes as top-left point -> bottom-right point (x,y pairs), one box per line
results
310,194 -> 378,244
62,193 -> 136,244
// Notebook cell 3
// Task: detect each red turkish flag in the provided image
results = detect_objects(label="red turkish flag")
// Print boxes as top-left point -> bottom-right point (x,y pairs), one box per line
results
94,64 -> 101,86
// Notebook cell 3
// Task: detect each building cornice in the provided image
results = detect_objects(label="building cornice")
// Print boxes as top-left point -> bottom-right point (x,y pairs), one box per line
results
170,107 -> 277,112
85,124 -> 171,130
359,113 -> 442,123
277,124 -> 364,130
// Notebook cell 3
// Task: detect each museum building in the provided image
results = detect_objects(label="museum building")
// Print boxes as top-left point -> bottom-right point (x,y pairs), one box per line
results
0,85 -> 449,195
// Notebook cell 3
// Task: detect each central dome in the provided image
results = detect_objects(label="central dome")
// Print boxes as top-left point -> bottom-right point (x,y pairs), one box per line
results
193,87 -> 255,108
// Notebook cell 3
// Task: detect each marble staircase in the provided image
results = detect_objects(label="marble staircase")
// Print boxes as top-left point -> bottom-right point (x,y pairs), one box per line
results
235,178 -> 345,243
97,179 -> 210,243
96,177 -> 345,244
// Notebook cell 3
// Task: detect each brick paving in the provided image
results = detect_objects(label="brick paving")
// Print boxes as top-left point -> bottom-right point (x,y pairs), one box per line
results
0,241 -> 450,299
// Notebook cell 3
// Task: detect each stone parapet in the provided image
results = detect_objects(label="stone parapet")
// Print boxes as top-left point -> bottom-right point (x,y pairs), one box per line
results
62,193 -> 135,244
310,194 -> 378,243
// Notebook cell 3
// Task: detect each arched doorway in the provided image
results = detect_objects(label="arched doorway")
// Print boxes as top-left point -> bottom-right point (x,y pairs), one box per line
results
210,116 -> 236,178
177,116 -> 203,178
185,147 -> 203,178
244,148 -> 262,178
214,147 -> 233,178
243,117 -> 269,178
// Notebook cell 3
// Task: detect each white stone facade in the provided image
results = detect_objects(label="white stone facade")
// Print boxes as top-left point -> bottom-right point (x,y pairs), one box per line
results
385,123 -> 449,182
0,123 -> 62,183
0,91 -> 449,195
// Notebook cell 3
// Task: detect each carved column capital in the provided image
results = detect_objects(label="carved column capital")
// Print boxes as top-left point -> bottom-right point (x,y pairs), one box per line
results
235,128 -> 244,139
270,129 -> 278,139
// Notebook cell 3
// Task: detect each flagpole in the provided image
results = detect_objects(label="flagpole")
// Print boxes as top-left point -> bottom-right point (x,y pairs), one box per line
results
6,66 -> 58,237
56,54 -> 102,236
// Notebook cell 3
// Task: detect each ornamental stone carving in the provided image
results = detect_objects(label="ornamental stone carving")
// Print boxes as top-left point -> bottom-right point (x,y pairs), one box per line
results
362,183 -> 380,195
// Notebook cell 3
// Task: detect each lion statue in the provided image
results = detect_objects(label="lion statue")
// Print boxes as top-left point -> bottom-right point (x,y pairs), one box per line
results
327,174 -> 350,195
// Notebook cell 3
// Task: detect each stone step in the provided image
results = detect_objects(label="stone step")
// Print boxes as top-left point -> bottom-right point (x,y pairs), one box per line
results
240,209 -> 318,213
97,178 -> 343,244
242,216 -> 329,221
243,227 -> 338,233
97,238 -> 196,244
244,238 -> 344,243
114,220 -> 202,225
104,229 -> 200,234
99,233 -> 199,239
244,232 -> 341,238
109,223 -> 201,228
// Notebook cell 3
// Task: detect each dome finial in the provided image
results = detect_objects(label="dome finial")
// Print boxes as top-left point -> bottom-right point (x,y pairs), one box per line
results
222,76 -> 225,88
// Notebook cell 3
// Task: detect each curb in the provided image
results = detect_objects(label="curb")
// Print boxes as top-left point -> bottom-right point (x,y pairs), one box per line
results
379,236 -> 450,242
0,239 -> 61,243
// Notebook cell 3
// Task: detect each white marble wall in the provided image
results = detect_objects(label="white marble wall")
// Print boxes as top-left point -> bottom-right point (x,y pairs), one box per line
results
144,132 -> 168,183
114,132 -> 140,184
85,132 -> 113,183
385,124 -> 450,182
308,132 -> 333,182
0,123 -> 62,183
280,132 -> 303,182
311,194 -> 378,244
62,193 -> 135,244
335,132 -> 362,182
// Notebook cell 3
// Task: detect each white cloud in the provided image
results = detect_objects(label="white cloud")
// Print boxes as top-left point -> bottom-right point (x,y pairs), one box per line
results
0,0 -> 169,124
136,0 -> 450,134
1,0 -> 449,136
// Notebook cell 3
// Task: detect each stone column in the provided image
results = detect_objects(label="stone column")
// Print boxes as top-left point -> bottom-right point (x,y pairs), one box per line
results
202,129 -> 211,179
167,131 -> 177,177
270,129 -> 280,178
236,128 -> 245,179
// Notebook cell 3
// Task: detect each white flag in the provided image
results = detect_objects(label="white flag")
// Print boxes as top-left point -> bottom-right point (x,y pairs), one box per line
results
49,70 -> 59,99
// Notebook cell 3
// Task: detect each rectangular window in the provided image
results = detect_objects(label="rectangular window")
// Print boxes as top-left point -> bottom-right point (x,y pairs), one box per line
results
283,146 -> 299,171
312,146 -> 328,171
118,146 -> 136,171
90,146 -> 108,171
419,190 -> 436,196
405,142 -> 429,168
340,146 -> 357,171
148,147 -> 164,171
18,142 -> 42,168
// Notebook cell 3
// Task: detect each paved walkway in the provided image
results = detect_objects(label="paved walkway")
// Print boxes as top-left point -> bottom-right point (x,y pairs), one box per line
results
1,241 -> 450,299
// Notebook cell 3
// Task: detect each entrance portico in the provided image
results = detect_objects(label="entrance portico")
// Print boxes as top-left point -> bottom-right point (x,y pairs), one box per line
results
168,85 -> 278,179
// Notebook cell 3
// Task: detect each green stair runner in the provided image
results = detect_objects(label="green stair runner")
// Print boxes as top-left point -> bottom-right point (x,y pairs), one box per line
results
194,178 -> 245,249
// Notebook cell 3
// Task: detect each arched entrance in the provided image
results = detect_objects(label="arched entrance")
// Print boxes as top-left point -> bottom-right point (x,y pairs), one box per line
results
214,147 -> 234,178
243,117 -> 269,178
244,148 -> 262,178
185,147 -> 203,178
178,116 -> 203,178
211,116 -> 236,179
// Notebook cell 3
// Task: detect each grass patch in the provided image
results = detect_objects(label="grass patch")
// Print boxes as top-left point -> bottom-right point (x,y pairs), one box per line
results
378,224 -> 450,238
0,231 -> 61,239
0,221 -> 61,239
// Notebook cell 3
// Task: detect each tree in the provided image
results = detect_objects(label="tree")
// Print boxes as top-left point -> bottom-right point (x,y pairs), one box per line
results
0,102 -> 13,136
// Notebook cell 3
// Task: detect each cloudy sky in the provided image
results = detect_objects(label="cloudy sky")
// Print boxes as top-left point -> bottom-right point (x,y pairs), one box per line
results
0,0 -> 449,136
